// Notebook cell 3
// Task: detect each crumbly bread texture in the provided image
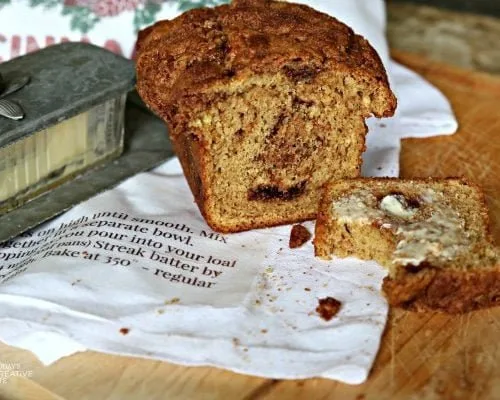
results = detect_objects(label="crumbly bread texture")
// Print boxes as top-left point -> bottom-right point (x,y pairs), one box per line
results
314,178 -> 500,313
136,0 -> 396,232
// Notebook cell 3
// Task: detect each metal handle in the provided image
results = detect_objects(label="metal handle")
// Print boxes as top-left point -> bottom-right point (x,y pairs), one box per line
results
0,72 -> 5,95
0,75 -> 30,99
0,99 -> 24,120
0,73 -> 29,120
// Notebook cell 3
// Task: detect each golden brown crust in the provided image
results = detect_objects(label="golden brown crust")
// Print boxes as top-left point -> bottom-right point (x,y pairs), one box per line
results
169,126 -> 209,219
206,212 -> 315,234
383,266 -> 500,314
136,0 -> 396,124
313,181 -> 337,258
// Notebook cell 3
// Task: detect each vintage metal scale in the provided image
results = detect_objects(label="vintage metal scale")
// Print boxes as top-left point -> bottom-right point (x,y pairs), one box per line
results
0,43 -> 173,242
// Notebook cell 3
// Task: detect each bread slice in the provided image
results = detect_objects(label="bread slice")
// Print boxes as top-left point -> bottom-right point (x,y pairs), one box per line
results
314,178 -> 500,313
136,0 -> 396,233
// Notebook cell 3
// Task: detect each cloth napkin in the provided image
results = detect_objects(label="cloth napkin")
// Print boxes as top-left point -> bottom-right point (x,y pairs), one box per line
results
0,0 -> 457,385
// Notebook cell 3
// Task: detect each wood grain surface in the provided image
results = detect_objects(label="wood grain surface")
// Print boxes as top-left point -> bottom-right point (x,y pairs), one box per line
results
0,52 -> 499,400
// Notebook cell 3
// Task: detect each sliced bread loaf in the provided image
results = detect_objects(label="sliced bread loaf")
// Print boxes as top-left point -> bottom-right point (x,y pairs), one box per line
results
136,0 -> 396,232
314,178 -> 499,313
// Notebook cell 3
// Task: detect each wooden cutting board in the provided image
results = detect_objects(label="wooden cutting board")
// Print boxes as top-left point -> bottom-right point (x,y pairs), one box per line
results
0,52 -> 499,400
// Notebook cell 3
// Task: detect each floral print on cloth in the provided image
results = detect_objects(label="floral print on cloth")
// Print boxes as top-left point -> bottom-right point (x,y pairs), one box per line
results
0,0 -> 229,33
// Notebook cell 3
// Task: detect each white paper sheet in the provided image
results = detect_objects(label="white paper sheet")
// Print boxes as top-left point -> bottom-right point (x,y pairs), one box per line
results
0,160 -> 390,384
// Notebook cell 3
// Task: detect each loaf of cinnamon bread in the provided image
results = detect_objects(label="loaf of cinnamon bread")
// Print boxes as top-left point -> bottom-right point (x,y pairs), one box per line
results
136,0 -> 396,232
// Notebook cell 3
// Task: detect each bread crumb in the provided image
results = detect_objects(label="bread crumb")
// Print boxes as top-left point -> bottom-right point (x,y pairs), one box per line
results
316,297 -> 342,321
261,329 -> 268,334
304,288 -> 311,292
119,328 -> 130,335
289,224 -> 312,248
